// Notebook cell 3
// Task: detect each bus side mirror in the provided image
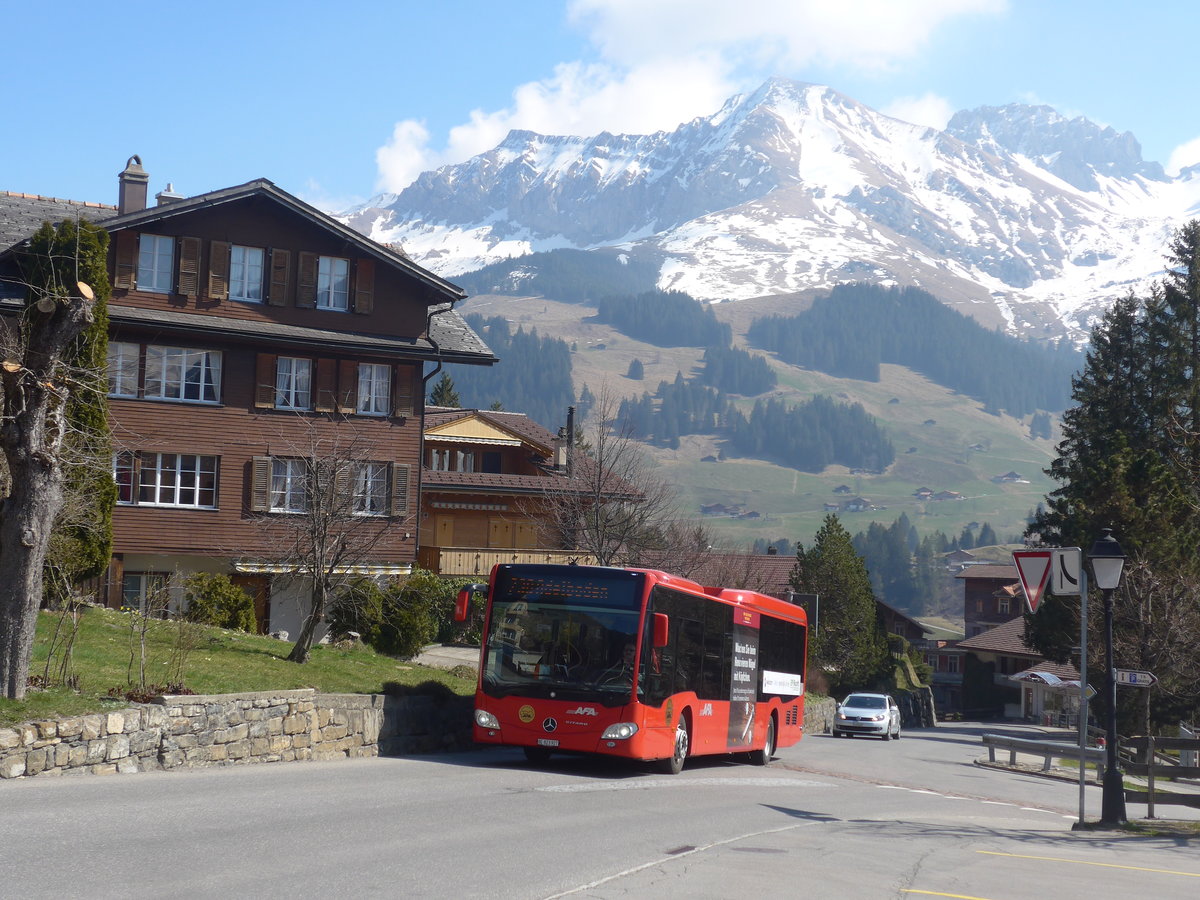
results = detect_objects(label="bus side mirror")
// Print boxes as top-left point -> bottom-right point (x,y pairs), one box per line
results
652,613 -> 669,648
455,584 -> 486,622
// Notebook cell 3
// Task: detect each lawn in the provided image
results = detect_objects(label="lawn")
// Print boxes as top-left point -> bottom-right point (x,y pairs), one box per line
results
0,606 -> 476,729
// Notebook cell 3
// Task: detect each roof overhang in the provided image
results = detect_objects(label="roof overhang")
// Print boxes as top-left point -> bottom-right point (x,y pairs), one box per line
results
233,561 -> 413,576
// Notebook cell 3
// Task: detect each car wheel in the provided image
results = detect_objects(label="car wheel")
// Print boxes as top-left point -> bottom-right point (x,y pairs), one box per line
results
750,716 -> 775,766
661,716 -> 689,775
523,746 -> 553,764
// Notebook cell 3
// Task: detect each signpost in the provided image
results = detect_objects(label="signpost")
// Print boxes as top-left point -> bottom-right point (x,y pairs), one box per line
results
1013,546 -> 1088,825
1115,669 -> 1158,688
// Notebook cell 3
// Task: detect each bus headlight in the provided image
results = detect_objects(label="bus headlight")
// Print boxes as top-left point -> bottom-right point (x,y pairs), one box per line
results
475,709 -> 500,729
601,722 -> 638,740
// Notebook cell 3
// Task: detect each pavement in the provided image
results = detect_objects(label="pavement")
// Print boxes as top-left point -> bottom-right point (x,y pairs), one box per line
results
414,644 -> 480,672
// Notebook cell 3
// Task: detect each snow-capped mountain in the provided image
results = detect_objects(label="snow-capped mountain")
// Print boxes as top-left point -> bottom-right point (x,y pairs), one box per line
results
344,78 -> 1200,341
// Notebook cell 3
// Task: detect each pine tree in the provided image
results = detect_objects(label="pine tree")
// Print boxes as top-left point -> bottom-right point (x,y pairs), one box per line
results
429,372 -> 460,408
790,514 -> 888,693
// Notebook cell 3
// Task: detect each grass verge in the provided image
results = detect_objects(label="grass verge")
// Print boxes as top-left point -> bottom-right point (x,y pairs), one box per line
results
1,606 -> 475,729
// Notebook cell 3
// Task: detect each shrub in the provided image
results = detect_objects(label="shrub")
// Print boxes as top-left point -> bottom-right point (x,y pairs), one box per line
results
183,573 -> 257,632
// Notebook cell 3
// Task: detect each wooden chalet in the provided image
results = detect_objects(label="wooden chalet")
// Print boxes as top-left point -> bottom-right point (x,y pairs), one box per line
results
0,158 -> 496,635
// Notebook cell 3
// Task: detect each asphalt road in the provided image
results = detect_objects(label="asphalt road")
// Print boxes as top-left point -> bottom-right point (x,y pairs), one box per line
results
2,722 -> 1196,899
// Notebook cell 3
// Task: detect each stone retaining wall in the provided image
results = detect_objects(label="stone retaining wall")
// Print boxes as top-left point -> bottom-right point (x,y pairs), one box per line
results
0,689 -> 474,780
2,692 -> 837,780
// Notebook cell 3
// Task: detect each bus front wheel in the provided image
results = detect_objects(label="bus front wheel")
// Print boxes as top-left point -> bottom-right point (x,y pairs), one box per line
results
662,716 -> 689,775
750,715 -> 775,766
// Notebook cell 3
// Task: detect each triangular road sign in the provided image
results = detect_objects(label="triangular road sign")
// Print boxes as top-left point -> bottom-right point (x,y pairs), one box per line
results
1012,550 -> 1053,613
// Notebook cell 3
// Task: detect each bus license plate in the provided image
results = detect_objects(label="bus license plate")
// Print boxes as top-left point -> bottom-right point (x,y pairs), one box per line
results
537,738 -> 559,747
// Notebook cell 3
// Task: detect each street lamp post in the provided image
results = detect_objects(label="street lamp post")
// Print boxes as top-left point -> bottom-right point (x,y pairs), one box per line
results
1088,528 -> 1127,827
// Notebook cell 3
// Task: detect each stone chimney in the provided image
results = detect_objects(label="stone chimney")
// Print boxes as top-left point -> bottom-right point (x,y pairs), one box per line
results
118,155 -> 149,215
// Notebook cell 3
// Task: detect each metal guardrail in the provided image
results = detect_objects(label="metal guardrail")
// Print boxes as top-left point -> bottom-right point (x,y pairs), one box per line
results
981,733 -> 1106,777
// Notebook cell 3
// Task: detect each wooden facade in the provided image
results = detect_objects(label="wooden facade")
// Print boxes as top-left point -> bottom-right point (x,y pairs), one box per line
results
0,165 -> 496,634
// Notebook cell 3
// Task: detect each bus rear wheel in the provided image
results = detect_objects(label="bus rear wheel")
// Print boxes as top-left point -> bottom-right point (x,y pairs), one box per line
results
661,717 -> 689,775
749,716 -> 775,766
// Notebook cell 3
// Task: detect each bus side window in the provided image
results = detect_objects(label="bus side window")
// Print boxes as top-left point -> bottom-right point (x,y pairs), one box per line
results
675,618 -> 703,696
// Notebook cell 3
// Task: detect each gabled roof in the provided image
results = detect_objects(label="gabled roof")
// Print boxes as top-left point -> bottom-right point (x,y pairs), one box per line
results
424,407 -> 556,454
96,178 -> 465,305
956,616 -> 1038,656
955,564 -> 1018,581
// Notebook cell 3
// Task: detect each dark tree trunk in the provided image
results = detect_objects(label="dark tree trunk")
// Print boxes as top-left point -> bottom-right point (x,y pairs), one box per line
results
0,295 -> 93,699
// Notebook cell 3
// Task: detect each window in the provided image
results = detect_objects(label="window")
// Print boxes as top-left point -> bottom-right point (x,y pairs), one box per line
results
145,346 -> 222,403
998,596 -> 1010,615
270,458 -> 308,513
114,451 -> 135,503
428,448 -> 474,472
354,463 -> 390,516
137,453 -> 218,508
317,256 -> 349,310
122,573 -> 168,614
275,357 -> 312,410
230,245 -> 265,302
137,234 -> 174,293
946,654 -> 960,674
357,363 -> 390,415
107,342 -> 139,397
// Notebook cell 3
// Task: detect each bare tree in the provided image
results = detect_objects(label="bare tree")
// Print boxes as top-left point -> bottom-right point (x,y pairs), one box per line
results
252,426 -> 413,663
0,220 -> 106,699
535,385 -> 692,567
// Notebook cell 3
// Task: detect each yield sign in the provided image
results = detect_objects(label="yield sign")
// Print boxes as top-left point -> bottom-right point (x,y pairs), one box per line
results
1012,550 -> 1053,613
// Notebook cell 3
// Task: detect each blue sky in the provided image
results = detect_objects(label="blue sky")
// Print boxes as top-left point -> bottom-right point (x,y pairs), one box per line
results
5,1 -> 1197,211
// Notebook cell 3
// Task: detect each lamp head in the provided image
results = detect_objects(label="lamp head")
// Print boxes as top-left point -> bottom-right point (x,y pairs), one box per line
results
1088,527 -> 1127,590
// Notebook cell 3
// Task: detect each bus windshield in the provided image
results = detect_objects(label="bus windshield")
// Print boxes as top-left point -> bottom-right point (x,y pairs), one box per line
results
480,566 -> 645,704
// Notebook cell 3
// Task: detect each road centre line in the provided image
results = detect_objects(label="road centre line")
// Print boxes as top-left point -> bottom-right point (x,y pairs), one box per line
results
977,850 -> 1200,878
902,891 -> 993,900
541,820 -> 824,899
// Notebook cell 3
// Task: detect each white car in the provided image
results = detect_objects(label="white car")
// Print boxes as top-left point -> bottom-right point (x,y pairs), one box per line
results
832,692 -> 901,740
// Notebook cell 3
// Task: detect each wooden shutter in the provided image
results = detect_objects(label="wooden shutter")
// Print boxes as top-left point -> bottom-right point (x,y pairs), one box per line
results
391,463 -> 410,517
353,258 -> 374,315
177,236 -> 201,298
392,365 -> 415,417
268,248 -> 291,307
114,231 -> 137,289
297,251 -> 318,308
314,358 -> 337,412
208,241 -> 231,301
337,359 -> 358,413
254,354 -> 277,408
250,456 -> 272,512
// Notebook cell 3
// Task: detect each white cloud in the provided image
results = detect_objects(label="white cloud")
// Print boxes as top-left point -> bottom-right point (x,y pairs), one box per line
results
1168,137 -> 1200,176
883,93 -> 956,131
375,0 -> 1008,192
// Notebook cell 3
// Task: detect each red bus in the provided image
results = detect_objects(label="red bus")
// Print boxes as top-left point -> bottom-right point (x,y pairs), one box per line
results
456,563 -> 808,773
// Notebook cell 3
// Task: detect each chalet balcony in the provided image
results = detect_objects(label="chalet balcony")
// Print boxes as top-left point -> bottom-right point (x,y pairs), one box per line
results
418,546 -> 598,578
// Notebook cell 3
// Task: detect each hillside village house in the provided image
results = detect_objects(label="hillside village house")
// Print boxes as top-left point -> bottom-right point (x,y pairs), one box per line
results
0,158 -> 495,635
417,406 -> 600,576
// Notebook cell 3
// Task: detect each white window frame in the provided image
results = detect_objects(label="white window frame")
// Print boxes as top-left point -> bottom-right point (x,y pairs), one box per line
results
275,357 -> 312,410
353,462 -> 390,516
137,453 -> 218,508
107,341 -> 140,397
144,346 -> 222,404
230,244 -> 265,303
317,256 -> 349,311
137,234 -> 174,293
113,451 -> 135,504
270,458 -> 308,513
357,363 -> 390,416
122,573 -> 168,615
